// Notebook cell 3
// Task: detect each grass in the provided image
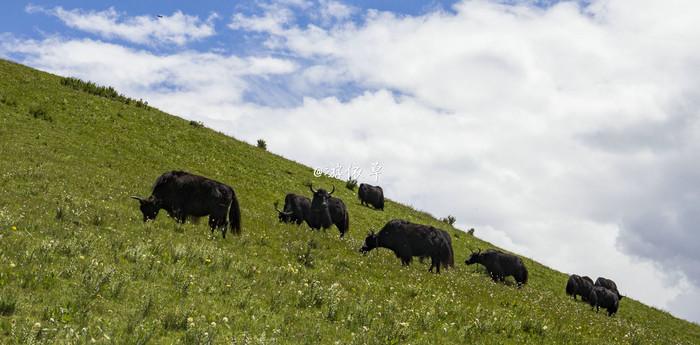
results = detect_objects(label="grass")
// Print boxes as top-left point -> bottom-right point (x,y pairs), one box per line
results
0,57 -> 698,344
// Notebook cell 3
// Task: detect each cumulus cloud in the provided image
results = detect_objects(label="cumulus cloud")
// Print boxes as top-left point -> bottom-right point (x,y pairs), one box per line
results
4,0 -> 700,323
25,5 -> 217,46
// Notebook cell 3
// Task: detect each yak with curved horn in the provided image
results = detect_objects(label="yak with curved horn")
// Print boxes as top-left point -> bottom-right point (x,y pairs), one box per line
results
307,184 -> 348,237
274,193 -> 311,225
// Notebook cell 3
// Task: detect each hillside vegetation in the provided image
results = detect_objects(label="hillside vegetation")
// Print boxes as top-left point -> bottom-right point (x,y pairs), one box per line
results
0,59 -> 698,344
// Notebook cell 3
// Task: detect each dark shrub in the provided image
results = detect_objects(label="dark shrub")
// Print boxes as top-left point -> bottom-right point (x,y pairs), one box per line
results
441,215 -> 456,226
29,104 -> 52,122
345,178 -> 358,191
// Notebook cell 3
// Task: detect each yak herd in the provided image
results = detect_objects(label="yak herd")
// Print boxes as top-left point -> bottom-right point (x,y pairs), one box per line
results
132,170 -> 624,316
566,275 -> 624,316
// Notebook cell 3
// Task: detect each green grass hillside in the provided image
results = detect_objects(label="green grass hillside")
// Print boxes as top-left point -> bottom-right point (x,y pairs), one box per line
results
0,58 -> 698,344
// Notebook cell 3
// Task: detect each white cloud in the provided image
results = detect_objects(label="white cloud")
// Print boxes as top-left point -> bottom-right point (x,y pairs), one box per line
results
229,6 -> 293,36
319,0 -> 355,23
5,0 -> 700,324
26,5 -> 217,46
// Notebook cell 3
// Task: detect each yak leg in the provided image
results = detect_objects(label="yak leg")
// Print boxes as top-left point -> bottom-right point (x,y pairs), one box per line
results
430,256 -> 440,274
174,208 -> 187,224
208,216 -> 217,233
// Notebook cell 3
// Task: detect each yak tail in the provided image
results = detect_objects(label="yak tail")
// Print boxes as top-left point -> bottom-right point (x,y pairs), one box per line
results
229,191 -> 241,235
442,245 -> 454,269
448,246 -> 455,267
520,265 -> 529,285
343,211 -> 350,236
566,279 -> 576,296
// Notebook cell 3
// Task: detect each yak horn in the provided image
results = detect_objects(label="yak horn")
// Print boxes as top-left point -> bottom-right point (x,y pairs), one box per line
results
273,201 -> 282,212
328,185 -> 335,195
130,195 -> 143,201
274,201 -> 293,215
309,184 -> 317,193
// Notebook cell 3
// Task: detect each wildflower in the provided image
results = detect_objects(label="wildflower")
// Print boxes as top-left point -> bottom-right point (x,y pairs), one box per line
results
187,317 -> 194,323
11,226 -> 17,231
79,255 -> 85,260
543,325 -> 548,331
222,317 -> 229,323
33,322 -> 41,329
205,258 -> 212,264
210,322 -> 216,327
9,262 -> 15,268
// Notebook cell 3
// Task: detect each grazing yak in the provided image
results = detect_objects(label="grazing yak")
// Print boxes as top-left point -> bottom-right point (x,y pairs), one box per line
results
595,277 -> 624,300
358,183 -> 384,210
566,274 -> 594,301
360,219 -> 454,273
465,249 -> 528,287
307,184 -> 349,238
131,171 -> 241,238
274,193 -> 310,225
588,286 -> 620,316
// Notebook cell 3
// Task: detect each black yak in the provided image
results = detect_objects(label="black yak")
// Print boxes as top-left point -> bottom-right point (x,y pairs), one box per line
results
274,193 -> 310,225
465,249 -> 528,287
359,219 -> 454,273
307,184 -> 349,238
588,286 -> 620,316
595,277 -> 624,300
358,183 -> 384,210
131,171 -> 241,238
566,274 -> 594,301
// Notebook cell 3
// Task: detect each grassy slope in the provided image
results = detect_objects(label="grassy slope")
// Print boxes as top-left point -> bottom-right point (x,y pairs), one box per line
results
0,58 -> 698,345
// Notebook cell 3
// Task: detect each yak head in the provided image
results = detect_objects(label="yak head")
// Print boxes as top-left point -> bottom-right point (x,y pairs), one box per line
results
274,201 -> 294,223
309,184 -> 334,226
310,184 -> 334,207
130,195 -> 159,222
464,249 -> 483,265
358,183 -> 367,194
360,230 -> 379,254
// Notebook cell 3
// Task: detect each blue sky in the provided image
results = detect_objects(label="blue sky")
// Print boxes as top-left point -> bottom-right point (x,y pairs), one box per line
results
2,0 -> 700,324
3,1 -> 462,51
